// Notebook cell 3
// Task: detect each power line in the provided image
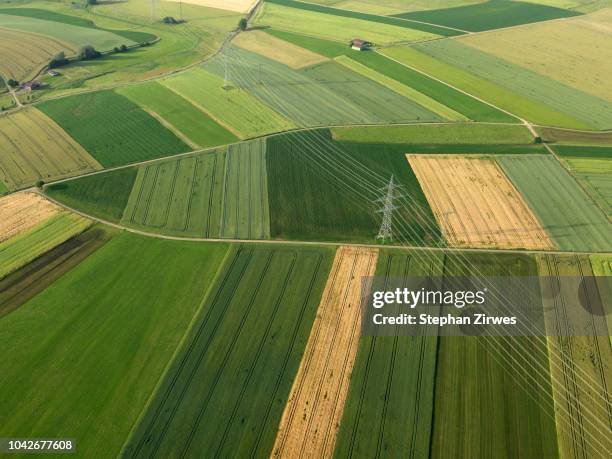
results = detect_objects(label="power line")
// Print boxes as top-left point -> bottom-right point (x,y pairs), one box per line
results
375,174 -> 403,243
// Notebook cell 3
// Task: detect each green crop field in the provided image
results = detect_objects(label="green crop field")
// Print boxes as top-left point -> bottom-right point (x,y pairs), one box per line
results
432,252 -> 559,458
537,127 -> 612,145
0,211 -> 92,279
122,151 -> 226,238
267,130 -> 440,244
332,124 -> 533,144
255,2 -> 438,45
46,168 -> 137,223
412,41 -> 612,130
220,139 -> 270,239
117,83 -> 238,149
553,146 -> 612,218
162,68 -> 295,138
39,91 -> 190,168
263,29 -> 351,58
348,51 -> 515,123
394,0 -> 580,31
124,244 -> 333,458
499,155 -> 612,252
265,0 -> 462,36
204,48 -> 441,126
0,12 -> 135,51
0,233 -> 229,457
335,250 -> 443,458
380,46 -> 592,129
0,108 -> 102,190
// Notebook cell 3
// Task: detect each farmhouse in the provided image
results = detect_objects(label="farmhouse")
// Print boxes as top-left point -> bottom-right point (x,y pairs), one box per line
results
350,38 -> 372,51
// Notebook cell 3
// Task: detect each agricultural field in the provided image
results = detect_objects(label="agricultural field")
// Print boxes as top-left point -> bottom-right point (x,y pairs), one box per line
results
266,130 -> 440,244
0,108 -> 102,190
0,210 -> 92,279
554,146 -> 612,218
380,46 -> 593,129
116,82 -> 238,149
167,0 -> 256,12
537,127 -> 612,145
255,2 -> 439,45
46,168 -> 137,223
459,8 -> 612,102
124,244 -> 334,458
412,40 -> 612,130
39,90 -> 190,168
499,155 -> 612,252
203,47 -> 441,127
334,250 -> 443,458
305,0 -> 485,15
0,27 -> 76,82
263,29 -> 353,58
538,254 -> 612,459
0,192 -> 60,244
394,0 -> 580,31
233,30 -> 329,69
409,155 -> 553,249
273,246 -> 378,458
162,68 -> 295,138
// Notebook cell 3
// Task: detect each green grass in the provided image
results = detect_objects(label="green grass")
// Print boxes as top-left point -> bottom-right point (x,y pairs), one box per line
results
0,12 -> 136,51
394,0 -> 580,32
116,82 -> 238,149
266,130 -> 440,244
0,7 -> 156,43
204,48 -> 441,126
256,2 -> 438,45
380,46 -> 592,129
0,233 -> 229,458
46,167 -> 137,223
349,51 -> 515,122
332,124 -> 533,144
162,68 -> 296,138
0,211 -> 92,279
219,139 -> 270,239
413,40 -> 612,130
123,244 -> 334,458
266,0 -> 463,36
122,151 -> 226,238
553,146 -> 612,218
432,252 -> 559,458
335,250 -> 443,458
39,91 -> 190,168
0,180 -> 8,195
499,155 -> 611,252
263,28 -> 350,58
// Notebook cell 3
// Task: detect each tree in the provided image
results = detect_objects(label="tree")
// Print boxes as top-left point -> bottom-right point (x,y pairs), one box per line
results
49,51 -> 70,68
7,79 -> 19,88
78,45 -> 102,60
238,18 -> 248,31
120,44 -> 128,52
534,136 -> 543,144
35,180 -> 45,189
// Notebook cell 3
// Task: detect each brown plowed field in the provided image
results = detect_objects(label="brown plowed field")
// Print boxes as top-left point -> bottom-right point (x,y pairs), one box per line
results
408,155 -> 553,249
0,192 -> 60,243
271,246 -> 378,459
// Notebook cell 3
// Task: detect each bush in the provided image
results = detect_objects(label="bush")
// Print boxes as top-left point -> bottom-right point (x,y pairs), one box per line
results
120,44 -> 128,52
78,45 -> 102,60
239,18 -> 248,31
162,16 -> 185,24
49,51 -> 70,69
534,136 -> 543,144
7,79 -> 19,88
35,180 -> 45,189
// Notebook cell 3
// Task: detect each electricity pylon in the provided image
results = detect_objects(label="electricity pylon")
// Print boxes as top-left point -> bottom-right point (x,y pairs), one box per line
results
223,51 -> 230,89
375,175 -> 404,243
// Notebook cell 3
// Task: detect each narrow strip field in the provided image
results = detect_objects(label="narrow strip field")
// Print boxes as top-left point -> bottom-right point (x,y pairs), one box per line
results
122,151 -> 226,238
0,192 -> 60,243
334,250 -> 443,458
499,155 -> 612,252
538,255 -> 612,459
125,245 -> 333,458
39,91 -> 190,168
166,0 -> 256,12
272,246 -> 378,458
220,139 -> 270,239
0,234 -> 229,458
409,155 -> 553,249
0,108 -> 102,190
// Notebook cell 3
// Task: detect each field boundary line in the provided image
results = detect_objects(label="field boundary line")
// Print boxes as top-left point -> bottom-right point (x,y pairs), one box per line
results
141,107 -> 199,150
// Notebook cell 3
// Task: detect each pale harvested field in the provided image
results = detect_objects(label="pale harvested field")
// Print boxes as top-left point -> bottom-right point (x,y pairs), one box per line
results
0,27 -> 76,81
0,108 -> 102,190
234,30 -> 328,69
460,8 -> 612,102
0,192 -> 60,243
166,0 -> 256,13
408,155 -> 553,249
272,246 -> 378,459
